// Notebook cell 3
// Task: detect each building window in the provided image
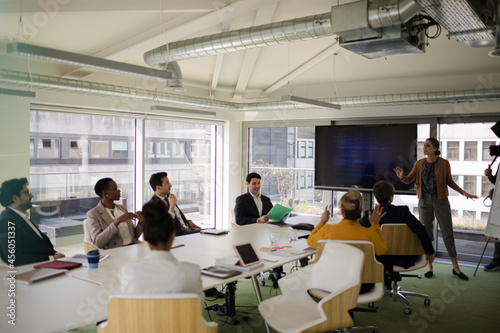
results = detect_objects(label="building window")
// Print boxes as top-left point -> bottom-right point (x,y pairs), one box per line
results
449,175 -> 460,196
483,141 -> 496,161
464,141 -> 477,161
417,141 -> 424,160
299,141 -> 306,158
447,141 -> 459,161
481,212 -> 489,221
91,140 -> 110,158
462,210 -> 476,220
30,138 -> 35,158
463,175 -> 476,196
307,141 -> 314,158
111,141 -> 128,158
482,176 -> 494,198
307,170 -> 313,188
37,138 -> 59,158
69,140 -> 85,158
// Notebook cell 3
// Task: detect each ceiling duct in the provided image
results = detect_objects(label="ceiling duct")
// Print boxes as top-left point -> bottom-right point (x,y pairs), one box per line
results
414,0 -> 496,48
144,0 -> 424,66
144,12 -> 334,67
2,69 -> 500,112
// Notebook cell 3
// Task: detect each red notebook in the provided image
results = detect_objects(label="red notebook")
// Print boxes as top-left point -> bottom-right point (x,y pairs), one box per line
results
34,260 -> 82,270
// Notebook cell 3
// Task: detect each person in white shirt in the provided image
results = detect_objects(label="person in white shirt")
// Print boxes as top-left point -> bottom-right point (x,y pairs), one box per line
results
119,200 -> 204,300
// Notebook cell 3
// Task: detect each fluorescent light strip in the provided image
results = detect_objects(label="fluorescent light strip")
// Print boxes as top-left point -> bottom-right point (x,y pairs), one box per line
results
7,42 -> 172,81
150,105 -> 216,117
0,87 -> 36,98
281,95 -> 341,110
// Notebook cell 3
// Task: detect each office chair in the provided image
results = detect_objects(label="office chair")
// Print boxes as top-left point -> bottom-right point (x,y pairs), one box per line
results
308,240 -> 384,332
82,219 -> 98,253
258,242 -> 364,333
97,293 -> 218,333
381,223 -> 431,314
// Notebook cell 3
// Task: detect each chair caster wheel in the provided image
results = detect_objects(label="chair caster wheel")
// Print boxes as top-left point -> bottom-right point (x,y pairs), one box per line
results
404,307 -> 412,314
368,302 -> 375,308
424,298 -> 430,306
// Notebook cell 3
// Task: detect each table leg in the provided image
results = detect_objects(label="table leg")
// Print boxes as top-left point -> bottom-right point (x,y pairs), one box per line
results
251,274 -> 270,333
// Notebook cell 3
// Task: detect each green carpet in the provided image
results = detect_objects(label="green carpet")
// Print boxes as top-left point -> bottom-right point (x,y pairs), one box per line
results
69,262 -> 498,333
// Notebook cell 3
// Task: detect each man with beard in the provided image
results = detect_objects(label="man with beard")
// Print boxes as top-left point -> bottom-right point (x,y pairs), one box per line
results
0,177 -> 64,266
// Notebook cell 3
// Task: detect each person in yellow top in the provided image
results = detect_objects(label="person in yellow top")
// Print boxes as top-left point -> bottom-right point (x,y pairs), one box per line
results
308,189 -> 388,256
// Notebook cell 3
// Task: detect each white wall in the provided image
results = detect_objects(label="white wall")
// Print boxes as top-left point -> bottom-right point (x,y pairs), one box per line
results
0,96 -> 30,213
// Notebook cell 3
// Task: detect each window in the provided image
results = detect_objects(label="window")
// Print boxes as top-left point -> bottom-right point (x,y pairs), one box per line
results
481,212 -> 489,221
37,138 -> 59,158
111,141 -> 128,158
449,175 -> 460,196
30,138 -> 35,158
144,120 -> 220,227
91,140 -> 110,158
417,141 -> 424,160
69,139 -> 86,158
307,170 -> 313,188
307,141 -> 314,158
482,176 -> 494,197
483,141 -> 496,161
464,176 -> 477,196
463,210 -> 476,220
299,141 -> 306,158
447,141 -> 459,160
464,141 -> 477,161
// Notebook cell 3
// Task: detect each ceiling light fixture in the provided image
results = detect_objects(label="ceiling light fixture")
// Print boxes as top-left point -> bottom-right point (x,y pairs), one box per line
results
0,87 -> 36,98
7,42 -> 172,81
150,105 -> 216,117
281,95 -> 341,110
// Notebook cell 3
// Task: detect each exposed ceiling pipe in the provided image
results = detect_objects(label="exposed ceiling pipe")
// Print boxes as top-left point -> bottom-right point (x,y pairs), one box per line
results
368,0 -> 422,28
144,12 -> 333,66
2,69 -> 500,111
144,0 -> 422,66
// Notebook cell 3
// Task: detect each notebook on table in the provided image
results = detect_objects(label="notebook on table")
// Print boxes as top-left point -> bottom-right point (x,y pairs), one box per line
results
8,268 -> 66,285
34,260 -> 82,270
200,228 -> 228,235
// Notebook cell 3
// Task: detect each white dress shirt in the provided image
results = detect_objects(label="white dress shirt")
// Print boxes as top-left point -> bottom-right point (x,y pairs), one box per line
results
119,250 -> 204,301
250,192 -> 263,216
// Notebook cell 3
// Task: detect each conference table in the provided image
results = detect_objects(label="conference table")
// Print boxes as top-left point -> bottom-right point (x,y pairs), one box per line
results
0,221 -> 317,333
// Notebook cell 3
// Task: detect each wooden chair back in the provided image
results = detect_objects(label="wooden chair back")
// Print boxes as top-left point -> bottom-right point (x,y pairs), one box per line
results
381,224 -> 425,256
311,240 -> 384,284
98,294 -> 218,333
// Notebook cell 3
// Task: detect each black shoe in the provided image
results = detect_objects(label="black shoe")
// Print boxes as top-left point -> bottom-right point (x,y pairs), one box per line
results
452,269 -> 469,281
424,271 -> 433,278
269,274 -> 280,289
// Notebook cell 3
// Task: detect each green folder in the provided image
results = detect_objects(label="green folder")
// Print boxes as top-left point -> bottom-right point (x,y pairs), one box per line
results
267,204 -> 293,222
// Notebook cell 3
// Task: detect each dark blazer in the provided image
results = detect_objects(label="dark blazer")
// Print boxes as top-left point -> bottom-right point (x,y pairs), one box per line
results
0,207 -> 56,266
147,195 -> 194,236
361,204 -> 434,255
86,201 -> 142,249
361,203 -> 434,269
235,192 -> 273,226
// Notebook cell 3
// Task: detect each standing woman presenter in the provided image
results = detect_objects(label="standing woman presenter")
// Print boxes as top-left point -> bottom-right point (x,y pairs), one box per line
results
394,138 -> 477,280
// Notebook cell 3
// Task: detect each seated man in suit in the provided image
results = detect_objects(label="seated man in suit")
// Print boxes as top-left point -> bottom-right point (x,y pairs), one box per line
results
0,177 -> 65,266
235,172 -> 283,286
360,180 -> 435,285
147,172 -> 201,236
235,172 -> 273,226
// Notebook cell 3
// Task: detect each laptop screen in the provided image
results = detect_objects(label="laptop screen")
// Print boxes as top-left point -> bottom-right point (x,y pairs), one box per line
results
234,243 -> 260,266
